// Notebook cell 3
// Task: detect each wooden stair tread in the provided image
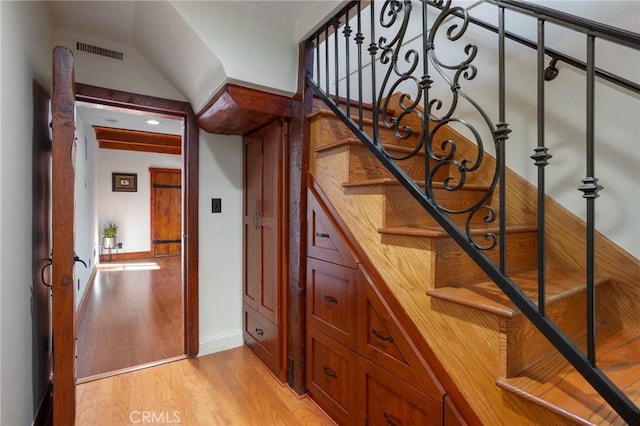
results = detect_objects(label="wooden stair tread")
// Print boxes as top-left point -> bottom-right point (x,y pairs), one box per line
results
426,269 -> 610,317
315,138 -> 424,156
342,178 -> 489,192
378,224 -> 537,239
496,324 -> 640,425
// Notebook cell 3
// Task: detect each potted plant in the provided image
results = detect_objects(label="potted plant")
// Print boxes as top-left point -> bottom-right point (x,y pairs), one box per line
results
102,222 -> 118,249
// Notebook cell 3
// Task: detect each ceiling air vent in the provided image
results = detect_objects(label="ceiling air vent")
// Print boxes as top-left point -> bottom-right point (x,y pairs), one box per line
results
75,41 -> 124,61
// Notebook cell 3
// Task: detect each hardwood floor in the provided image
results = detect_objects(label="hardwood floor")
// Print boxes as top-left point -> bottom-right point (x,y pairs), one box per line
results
76,346 -> 335,425
76,256 -> 183,379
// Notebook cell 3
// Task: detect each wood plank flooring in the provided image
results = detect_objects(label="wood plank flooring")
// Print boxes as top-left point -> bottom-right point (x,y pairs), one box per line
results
76,346 -> 335,425
76,256 -> 183,379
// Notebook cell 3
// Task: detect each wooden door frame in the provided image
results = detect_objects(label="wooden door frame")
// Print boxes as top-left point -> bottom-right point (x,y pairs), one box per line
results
75,83 -> 199,357
149,167 -> 182,257
52,46 -> 76,425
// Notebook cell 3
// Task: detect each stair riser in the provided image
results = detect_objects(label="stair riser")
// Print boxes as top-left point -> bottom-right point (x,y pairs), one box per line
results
383,184 -> 493,228
499,285 -> 606,378
433,231 -> 538,288
310,113 -> 423,151
346,144 -> 450,183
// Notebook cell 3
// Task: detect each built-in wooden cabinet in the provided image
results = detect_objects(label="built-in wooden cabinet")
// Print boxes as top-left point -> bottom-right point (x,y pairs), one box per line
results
243,119 -> 287,381
306,186 -> 461,425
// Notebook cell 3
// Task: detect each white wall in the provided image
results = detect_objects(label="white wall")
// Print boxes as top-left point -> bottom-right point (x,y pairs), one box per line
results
74,115 -> 100,308
171,1 -> 299,99
0,1 -> 53,424
54,28 -> 186,102
198,131 -> 244,355
96,148 -> 182,254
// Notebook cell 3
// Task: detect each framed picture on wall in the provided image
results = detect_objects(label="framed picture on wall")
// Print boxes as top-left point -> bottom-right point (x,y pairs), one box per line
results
112,172 -> 137,192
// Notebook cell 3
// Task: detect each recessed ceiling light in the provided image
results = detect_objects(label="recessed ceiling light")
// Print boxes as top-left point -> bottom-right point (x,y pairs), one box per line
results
146,119 -> 161,125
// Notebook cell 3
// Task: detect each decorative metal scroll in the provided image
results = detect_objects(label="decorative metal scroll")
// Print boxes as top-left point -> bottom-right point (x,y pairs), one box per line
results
373,0 -> 504,250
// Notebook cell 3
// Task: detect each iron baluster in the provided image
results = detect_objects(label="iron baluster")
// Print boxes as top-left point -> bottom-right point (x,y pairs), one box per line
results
579,34 -> 602,367
356,1 -> 364,129
325,25 -> 329,95
344,8 -> 352,119
334,17 -> 340,104
422,0 -> 431,190
316,33 -> 320,89
497,6 -> 507,274
369,0 -> 379,145
532,18 -> 552,317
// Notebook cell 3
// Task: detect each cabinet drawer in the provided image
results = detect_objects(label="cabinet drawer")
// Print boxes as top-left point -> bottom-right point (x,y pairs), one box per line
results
360,359 -> 442,426
243,304 -> 280,376
357,267 -> 444,399
307,258 -> 358,348
308,188 -> 357,267
307,328 -> 358,425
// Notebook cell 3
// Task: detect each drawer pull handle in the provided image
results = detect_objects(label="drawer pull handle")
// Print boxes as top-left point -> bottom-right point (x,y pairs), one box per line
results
255,328 -> 264,336
322,366 -> 337,379
322,294 -> 338,305
315,232 -> 330,239
372,328 -> 394,343
383,412 -> 399,426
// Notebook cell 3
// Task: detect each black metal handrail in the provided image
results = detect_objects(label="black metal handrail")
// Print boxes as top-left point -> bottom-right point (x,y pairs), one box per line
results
304,0 -> 639,423
435,1 -> 640,94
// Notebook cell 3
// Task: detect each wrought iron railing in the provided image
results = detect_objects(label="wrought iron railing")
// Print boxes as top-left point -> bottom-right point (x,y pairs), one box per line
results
304,0 -> 640,422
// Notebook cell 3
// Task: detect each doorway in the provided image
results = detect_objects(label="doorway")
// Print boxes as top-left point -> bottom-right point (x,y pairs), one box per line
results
73,83 -> 199,380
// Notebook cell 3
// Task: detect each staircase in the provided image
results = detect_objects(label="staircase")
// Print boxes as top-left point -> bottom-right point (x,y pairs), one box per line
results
307,100 -> 640,424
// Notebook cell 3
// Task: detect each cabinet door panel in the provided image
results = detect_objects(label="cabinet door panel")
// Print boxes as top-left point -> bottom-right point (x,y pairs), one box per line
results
308,188 -> 357,268
307,328 -> 358,425
243,304 -> 280,375
307,258 -> 357,348
357,266 -> 444,399
243,136 -> 262,309
258,121 -> 281,323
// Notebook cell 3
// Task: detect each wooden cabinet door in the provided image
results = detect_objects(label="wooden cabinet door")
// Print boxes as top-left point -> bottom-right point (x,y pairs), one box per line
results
258,121 -> 281,324
359,358 -> 443,426
244,134 -> 262,311
243,120 -> 284,324
243,119 -> 287,381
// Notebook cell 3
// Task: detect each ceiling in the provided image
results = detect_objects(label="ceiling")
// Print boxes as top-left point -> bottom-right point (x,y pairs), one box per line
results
51,0 -> 323,139
76,102 -> 183,136
50,1 -> 313,45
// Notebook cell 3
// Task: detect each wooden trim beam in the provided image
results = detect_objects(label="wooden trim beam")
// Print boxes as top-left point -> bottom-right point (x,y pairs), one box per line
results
93,126 -> 181,155
198,83 -> 293,135
285,41 -> 314,394
52,45 -> 77,426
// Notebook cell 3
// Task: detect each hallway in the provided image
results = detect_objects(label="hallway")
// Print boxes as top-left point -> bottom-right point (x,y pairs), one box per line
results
76,256 -> 184,379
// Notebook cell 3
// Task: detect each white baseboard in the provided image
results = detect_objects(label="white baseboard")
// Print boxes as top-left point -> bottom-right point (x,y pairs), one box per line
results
198,330 -> 244,357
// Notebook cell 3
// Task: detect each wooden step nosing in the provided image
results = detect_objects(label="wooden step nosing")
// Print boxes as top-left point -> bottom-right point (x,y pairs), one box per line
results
427,272 -> 611,318
426,288 -> 516,318
378,224 -> 538,239
494,379 -> 591,425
